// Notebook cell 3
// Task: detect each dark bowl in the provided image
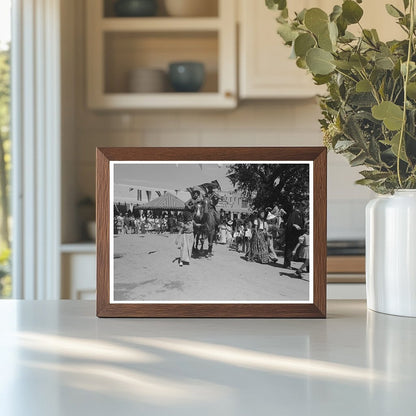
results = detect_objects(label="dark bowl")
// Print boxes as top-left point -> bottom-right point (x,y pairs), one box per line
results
168,62 -> 205,93
114,0 -> 158,17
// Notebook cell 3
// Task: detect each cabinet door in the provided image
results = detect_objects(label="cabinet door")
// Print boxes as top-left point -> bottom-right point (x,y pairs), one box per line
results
239,0 -> 404,99
239,0 -> 325,99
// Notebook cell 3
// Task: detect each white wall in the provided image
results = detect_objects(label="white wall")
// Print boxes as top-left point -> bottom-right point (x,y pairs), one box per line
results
62,0 -> 374,243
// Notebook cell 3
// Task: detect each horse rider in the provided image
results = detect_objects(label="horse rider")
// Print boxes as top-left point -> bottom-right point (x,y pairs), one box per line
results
185,187 -> 203,212
204,183 -> 221,224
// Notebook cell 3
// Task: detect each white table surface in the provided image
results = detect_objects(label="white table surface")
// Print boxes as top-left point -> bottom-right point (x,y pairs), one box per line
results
0,300 -> 415,416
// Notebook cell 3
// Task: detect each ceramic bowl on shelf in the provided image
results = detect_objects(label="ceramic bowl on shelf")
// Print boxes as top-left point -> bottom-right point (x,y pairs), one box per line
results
168,62 -> 205,92
128,68 -> 167,93
114,0 -> 158,17
164,0 -> 218,17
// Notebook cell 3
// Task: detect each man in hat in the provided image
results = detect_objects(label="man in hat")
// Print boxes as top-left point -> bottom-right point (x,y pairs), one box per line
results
283,202 -> 304,269
185,187 -> 203,212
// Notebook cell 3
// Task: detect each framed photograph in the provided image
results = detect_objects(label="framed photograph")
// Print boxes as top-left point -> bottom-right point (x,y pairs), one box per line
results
96,147 -> 327,318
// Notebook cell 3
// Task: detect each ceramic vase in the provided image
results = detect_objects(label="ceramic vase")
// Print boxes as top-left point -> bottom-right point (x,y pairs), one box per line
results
366,190 -> 416,317
114,0 -> 157,17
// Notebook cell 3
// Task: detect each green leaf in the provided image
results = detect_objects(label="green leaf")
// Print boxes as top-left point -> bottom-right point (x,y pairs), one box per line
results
385,132 -> 409,162
305,48 -> 335,75
334,139 -> 355,152
277,23 -> 298,43
372,101 -> 404,131
350,151 -> 367,167
296,57 -> 308,69
385,4 -> 404,18
356,79 -> 372,92
403,0 -> 410,10
266,0 -> 287,11
342,0 -> 364,24
407,82 -> 416,99
371,29 -> 380,42
304,8 -> 329,35
375,55 -> 395,70
336,15 -> 348,36
294,33 -> 316,58
329,5 -> 342,22
363,29 -> 376,46
313,74 -> 332,85
333,60 -> 352,70
318,27 -> 334,52
360,170 -> 391,181
296,8 -> 307,23
350,54 -> 368,70
328,21 -> 338,45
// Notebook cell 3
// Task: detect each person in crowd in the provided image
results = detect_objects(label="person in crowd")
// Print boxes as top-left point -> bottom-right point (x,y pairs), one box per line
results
266,211 -> 279,262
123,214 -> 130,234
115,212 -> 123,235
246,210 -> 269,263
185,188 -> 203,212
283,202 -> 304,269
154,216 -> 160,233
271,203 -> 287,228
218,220 -> 227,244
292,220 -> 310,277
114,215 -> 118,235
140,216 -> 146,234
226,220 -> 233,245
176,210 -> 194,267
235,220 -> 245,253
133,217 -> 140,234
243,218 -> 252,254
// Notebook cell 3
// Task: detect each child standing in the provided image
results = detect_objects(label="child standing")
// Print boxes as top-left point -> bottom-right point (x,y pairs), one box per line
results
292,221 -> 310,277
243,220 -> 252,256
177,211 -> 194,267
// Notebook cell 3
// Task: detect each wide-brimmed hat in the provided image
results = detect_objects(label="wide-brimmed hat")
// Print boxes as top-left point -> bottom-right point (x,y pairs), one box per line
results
187,186 -> 203,196
266,213 -> 276,221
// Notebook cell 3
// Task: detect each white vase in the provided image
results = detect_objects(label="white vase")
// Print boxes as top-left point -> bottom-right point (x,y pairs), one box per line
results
366,190 -> 416,317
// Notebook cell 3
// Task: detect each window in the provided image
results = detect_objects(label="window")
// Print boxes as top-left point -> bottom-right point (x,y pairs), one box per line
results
0,0 -> 11,298
137,189 -> 142,201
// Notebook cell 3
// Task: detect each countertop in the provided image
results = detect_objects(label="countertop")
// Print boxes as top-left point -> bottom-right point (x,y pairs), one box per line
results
0,300 -> 415,415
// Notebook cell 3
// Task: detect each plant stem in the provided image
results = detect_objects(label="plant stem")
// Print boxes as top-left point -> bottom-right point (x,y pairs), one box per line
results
397,0 -> 415,188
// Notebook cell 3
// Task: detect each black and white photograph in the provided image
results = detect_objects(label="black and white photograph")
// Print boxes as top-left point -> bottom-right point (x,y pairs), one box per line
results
110,161 -> 313,303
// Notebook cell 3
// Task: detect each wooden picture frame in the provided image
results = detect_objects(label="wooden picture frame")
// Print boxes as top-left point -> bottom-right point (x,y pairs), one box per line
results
96,147 -> 327,318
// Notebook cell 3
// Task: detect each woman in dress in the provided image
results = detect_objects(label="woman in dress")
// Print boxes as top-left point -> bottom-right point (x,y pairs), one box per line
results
218,220 -> 227,244
177,210 -> 194,267
246,211 -> 269,264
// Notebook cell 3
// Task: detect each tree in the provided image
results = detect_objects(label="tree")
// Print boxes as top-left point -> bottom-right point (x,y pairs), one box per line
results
226,164 -> 310,214
0,45 -> 10,248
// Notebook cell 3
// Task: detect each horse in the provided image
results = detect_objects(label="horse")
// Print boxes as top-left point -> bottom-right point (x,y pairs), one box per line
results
192,201 -> 205,253
201,197 -> 220,256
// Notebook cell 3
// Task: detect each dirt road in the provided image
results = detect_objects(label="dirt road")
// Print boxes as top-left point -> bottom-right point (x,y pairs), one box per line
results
113,233 -> 309,302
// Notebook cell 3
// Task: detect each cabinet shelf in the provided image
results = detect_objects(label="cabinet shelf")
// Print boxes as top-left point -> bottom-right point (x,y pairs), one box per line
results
101,17 -> 221,32
86,0 -> 236,110
89,92 -> 235,110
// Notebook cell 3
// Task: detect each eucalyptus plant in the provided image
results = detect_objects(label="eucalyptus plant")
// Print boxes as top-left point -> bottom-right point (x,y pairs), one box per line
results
266,0 -> 416,193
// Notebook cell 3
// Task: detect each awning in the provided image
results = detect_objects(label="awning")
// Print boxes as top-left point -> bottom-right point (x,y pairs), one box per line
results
139,192 -> 186,211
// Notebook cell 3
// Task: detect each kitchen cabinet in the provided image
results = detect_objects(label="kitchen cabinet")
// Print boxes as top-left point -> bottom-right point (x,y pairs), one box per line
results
61,245 -> 96,300
238,0 -> 404,99
86,0 -> 237,109
239,0 -> 324,99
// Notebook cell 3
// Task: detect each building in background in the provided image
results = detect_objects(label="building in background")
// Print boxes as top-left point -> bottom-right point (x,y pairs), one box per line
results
114,183 -> 250,217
